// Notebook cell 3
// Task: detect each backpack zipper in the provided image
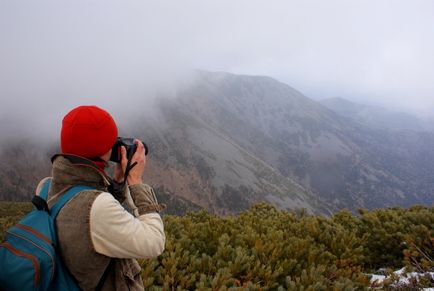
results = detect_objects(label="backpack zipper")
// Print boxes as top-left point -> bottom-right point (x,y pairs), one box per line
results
6,231 -> 56,282
15,223 -> 52,244
0,242 -> 41,285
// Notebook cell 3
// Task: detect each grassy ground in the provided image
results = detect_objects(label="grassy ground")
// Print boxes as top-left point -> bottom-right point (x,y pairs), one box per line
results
0,201 -> 32,242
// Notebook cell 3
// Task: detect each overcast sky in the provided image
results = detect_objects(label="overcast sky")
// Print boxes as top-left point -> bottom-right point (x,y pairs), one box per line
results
1,0 -> 434,140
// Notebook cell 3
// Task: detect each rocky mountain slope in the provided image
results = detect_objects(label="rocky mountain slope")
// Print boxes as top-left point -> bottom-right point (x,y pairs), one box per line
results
1,71 -> 433,214
124,96 -> 327,214
151,71 -> 434,210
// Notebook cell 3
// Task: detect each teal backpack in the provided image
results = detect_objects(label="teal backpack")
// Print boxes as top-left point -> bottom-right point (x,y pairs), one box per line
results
0,179 -> 94,291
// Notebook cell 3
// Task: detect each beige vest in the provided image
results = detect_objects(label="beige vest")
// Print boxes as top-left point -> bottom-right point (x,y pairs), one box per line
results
46,156 -> 144,291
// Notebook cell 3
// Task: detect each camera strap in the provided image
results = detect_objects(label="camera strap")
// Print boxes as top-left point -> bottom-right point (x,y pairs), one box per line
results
107,160 -> 138,202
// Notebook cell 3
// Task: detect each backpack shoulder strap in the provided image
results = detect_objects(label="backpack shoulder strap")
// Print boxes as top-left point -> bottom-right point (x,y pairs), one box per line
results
50,185 -> 95,218
32,179 -> 95,217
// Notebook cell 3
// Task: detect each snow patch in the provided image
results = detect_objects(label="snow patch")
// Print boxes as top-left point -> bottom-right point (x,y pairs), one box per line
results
370,267 -> 434,289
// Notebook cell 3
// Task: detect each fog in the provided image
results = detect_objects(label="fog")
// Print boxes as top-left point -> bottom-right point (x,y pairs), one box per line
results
1,0 -> 434,142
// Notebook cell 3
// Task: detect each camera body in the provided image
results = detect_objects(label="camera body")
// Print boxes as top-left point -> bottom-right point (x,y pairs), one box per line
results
110,137 -> 148,163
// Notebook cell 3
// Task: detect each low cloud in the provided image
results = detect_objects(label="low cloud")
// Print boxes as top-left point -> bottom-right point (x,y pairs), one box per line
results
1,0 -> 433,140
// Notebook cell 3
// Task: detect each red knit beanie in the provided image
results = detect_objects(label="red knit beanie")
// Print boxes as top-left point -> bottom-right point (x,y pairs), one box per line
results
61,105 -> 118,158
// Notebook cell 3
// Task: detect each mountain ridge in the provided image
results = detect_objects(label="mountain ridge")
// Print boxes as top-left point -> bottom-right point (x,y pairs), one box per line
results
320,97 -> 426,132
1,71 -> 433,214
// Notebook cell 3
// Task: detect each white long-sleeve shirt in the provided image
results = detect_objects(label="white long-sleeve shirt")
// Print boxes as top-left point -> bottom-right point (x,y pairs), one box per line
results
89,192 -> 165,258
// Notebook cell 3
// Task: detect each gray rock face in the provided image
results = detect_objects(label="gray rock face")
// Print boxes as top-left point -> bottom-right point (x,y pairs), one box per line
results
158,71 -> 434,211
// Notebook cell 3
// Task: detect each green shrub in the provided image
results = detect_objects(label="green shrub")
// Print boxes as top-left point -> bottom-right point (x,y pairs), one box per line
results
1,201 -> 433,289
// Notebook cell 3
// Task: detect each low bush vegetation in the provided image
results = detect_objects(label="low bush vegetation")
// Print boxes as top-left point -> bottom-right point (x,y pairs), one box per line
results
1,202 -> 433,289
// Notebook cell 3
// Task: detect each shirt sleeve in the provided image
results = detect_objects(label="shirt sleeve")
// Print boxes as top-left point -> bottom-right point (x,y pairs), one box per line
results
89,192 -> 165,259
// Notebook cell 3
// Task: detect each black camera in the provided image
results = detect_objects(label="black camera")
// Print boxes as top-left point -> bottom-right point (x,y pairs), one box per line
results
110,137 -> 149,163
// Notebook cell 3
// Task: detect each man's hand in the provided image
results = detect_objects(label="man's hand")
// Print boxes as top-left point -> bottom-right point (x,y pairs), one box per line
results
113,139 -> 146,185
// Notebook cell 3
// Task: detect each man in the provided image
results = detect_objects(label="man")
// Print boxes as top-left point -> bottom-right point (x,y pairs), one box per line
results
36,105 -> 165,290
